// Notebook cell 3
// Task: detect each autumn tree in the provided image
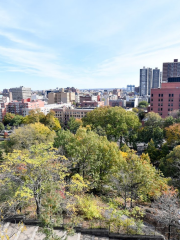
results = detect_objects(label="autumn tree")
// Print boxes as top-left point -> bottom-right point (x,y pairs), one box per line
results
44,110 -> 61,131
165,123 -> 180,147
0,144 -> 67,217
6,122 -> 56,152
112,150 -> 167,208
23,109 -> 46,124
3,113 -> 15,125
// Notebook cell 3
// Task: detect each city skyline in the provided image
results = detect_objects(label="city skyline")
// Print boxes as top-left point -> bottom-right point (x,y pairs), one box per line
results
0,0 -> 180,89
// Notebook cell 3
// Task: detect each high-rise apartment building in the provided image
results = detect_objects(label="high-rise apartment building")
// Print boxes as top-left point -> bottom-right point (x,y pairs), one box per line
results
152,68 -> 160,89
139,67 -> 152,96
10,86 -> 31,101
162,59 -> 180,83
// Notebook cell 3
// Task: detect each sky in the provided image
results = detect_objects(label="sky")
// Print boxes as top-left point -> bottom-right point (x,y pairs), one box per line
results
0,0 -> 180,90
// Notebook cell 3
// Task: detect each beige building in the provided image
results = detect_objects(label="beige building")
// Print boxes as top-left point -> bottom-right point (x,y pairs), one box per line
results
53,107 -> 94,123
48,91 -> 75,104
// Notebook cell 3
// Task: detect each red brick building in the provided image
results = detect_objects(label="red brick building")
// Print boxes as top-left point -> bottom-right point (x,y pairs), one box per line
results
150,82 -> 180,118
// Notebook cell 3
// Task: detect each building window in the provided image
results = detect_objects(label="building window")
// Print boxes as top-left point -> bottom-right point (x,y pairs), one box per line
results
151,103 -> 153,106
161,103 -> 163,106
159,94 -> 160,97
168,108 -> 170,111
161,108 -> 163,111
172,94 -> 174,97
171,108 -> 173,111
169,94 -> 171,97
161,94 -> 163,97
161,99 -> 163,101
158,99 -> 160,101
169,99 -> 171,101
151,99 -> 153,101
171,99 -> 173,102
151,108 -> 153,111
158,108 -> 160,111
168,103 -> 170,106
151,94 -> 153,97
171,103 -> 173,106
158,103 -> 160,106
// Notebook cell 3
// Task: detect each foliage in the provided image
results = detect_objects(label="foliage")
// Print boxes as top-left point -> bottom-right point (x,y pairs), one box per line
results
0,144 -> 68,217
145,140 -> 160,166
6,122 -> 56,151
67,117 -> 82,134
112,150 -> 167,207
165,123 -> 180,147
132,108 -> 139,113
76,195 -> 103,220
82,106 -> 140,146
3,113 -> 15,125
23,109 -> 45,124
159,145 -> 180,190
138,101 -> 148,108
10,114 -> 24,126
144,112 -> 163,128
93,125 -> 107,136
44,110 -> 61,131
138,126 -> 164,147
163,116 -> 175,128
0,122 -> 5,131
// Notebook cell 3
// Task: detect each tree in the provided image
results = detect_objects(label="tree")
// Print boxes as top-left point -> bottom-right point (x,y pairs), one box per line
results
145,139 -> 160,166
82,106 -> 140,146
152,189 -> 179,240
165,123 -> 180,147
0,122 -> 5,131
54,128 -> 123,191
23,109 -> 46,124
93,125 -> 107,136
138,126 -> 164,147
0,144 -> 67,218
144,112 -> 163,128
6,122 -> 56,151
3,113 -> 15,125
159,145 -> 180,190
10,114 -> 24,126
44,110 -> 61,131
138,101 -> 149,108
163,116 -> 175,128
112,151 -> 167,208
67,117 -> 82,134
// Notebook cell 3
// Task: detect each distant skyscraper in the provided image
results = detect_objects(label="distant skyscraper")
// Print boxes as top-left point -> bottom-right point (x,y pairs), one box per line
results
162,59 -> 180,83
127,85 -> 135,92
152,68 -> 160,89
10,86 -> 31,101
139,67 -> 152,96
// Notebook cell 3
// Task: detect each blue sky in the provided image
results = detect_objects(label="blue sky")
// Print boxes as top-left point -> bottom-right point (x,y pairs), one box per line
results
0,0 -> 180,90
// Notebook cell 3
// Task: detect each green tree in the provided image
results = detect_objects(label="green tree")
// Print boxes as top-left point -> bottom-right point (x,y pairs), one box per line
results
23,109 -> 46,124
138,101 -> 149,108
145,139 -> 160,166
160,145 -> 180,190
163,116 -> 175,128
144,112 -> 163,128
67,117 -> 82,134
93,125 -> 107,136
6,122 -> 56,152
82,106 -> 140,146
0,122 -> 5,131
138,126 -> 164,147
10,114 -> 24,126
